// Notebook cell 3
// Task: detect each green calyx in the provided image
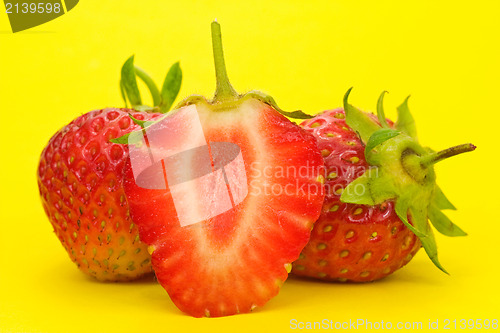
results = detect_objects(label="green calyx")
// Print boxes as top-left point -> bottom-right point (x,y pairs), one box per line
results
340,88 -> 475,273
110,56 -> 183,144
113,21 -> 312,145
175,21 -> 312,119
120,55 -> 182,113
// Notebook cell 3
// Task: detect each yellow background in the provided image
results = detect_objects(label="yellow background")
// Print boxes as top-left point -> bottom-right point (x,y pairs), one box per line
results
1,1 -> 499,332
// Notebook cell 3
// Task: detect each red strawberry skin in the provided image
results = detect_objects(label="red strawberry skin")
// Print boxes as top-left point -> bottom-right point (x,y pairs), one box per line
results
123,100 -> 325,317
292,109 -> 421,282
37,108 -> 162,281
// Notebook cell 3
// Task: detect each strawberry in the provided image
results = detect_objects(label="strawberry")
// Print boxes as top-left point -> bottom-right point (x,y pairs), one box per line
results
292,89 -> 475,282
37,58 -> 182,281
117,22 -> 325,316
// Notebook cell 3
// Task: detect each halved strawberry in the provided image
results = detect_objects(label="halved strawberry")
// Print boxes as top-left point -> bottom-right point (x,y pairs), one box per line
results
119,22 -> 325,317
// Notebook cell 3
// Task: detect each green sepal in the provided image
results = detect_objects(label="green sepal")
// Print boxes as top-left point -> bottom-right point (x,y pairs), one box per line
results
119,79 -> 128,107
134,66 -> 161,107
432,185 -> 457,210
412,215 -> 448,274
340,168 -> 396,206
376,91 -> 390,128
119,55 -> 182,112
121,55 -> 142,106
160,62 -> 182,113
340,174 -> 376,205
110,128 -> 150,146
364,128 -> 401,157
394,197 -> 428,238
343,88 -> 381,143
428,204 -> 467,237
395,95 -> 418,140
110,114 -> 158,144
110,133 -> 130,144
129,114 -> 147,128
243,90 -> 313,119
132,105 -> 159,112
394,197 -> 448,274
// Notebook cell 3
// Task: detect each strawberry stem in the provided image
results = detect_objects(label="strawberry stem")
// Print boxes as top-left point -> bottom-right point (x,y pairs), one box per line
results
421,143 -> 476,167
211,20 -> 239,102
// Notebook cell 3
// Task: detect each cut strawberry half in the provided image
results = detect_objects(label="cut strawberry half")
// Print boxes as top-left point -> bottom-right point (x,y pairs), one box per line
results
119,22 -> 325,317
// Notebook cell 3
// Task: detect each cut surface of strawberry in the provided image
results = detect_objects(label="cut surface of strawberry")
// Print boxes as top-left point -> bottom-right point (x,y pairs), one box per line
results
120,22 -> 325,317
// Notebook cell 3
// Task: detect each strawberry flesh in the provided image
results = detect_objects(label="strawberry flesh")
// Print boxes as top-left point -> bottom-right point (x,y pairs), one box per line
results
123,100 -> 325,316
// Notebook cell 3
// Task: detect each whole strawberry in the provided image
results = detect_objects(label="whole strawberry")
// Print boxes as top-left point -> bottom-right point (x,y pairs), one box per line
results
37,58 -> 182,281
292,89 -> 475,282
